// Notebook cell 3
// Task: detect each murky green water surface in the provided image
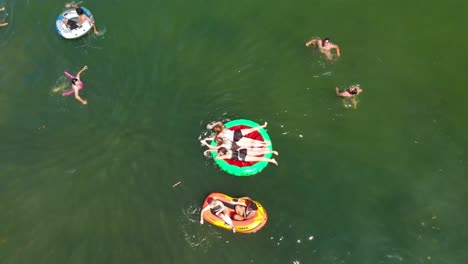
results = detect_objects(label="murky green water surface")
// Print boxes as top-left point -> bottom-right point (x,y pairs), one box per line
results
1,0 -> 467,263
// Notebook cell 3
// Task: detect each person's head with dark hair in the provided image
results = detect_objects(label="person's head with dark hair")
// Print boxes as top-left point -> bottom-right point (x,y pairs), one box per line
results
322,38 -> 331,47
71,78 -> 79,85
218,147 -> 228,155
347,87 -> 358,95
76,7 -> 84,15
213,124 -> 223,133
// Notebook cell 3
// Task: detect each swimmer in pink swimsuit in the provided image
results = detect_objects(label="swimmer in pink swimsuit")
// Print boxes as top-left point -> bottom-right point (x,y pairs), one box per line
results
63,65 -> 88,105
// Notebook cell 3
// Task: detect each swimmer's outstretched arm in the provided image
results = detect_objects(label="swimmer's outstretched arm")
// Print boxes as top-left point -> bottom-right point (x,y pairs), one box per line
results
203,149 -> 218,157
75,65 -> 88,79
84,16 -> 97,33
332,44 -> 341,57
335,87 -> 341,95
215,153 -> 230,160
200,136 -> 216,145
335,87 -> 348,97
200,206 -> 212,224
201,139 -> 220,149
200,139 -> 211,147
204,135 -> 216,140
305,38 -> 319,47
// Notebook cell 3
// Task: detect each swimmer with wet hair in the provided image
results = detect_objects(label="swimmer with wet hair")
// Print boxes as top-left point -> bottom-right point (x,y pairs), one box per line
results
336,85 -> 363,109
335,85 -> 363,97
0,7 -> 8,27
305,37 -> 341,60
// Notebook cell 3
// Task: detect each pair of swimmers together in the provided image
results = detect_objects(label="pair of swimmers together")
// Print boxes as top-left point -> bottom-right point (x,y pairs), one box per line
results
201,121 -> 279,165
200,198 -> 256,233
305,37 -> 364,106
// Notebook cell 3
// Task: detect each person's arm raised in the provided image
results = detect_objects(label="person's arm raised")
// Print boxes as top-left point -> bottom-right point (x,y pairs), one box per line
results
75,65 -> 88,79
306,38 -> 319,47
200,206 -> 211,224
334,45 -> 341,57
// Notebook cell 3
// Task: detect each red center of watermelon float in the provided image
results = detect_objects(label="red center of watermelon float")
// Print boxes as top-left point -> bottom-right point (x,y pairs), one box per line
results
223,125 -> 265,167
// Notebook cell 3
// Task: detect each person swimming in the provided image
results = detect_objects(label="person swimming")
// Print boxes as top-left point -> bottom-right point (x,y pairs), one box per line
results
335,85 -> 363,97
63,66 -> 89,105
0,7 -> 8,27
305,37 -> 341,60
335,85 -> 363,109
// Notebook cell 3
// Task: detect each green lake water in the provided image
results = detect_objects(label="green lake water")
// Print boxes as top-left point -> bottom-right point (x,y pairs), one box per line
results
1,0 -> 467,263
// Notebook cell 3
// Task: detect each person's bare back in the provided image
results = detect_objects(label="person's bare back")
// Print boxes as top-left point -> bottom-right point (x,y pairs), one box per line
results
76,13 -> 91,25
63,4 -> 97,33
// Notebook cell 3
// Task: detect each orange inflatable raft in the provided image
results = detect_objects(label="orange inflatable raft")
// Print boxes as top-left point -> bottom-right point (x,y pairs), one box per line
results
201,192 -> 268,234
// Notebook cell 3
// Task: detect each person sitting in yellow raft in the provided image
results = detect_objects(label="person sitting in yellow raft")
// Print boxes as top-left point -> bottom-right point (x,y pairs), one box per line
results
200,198 -> 255,233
